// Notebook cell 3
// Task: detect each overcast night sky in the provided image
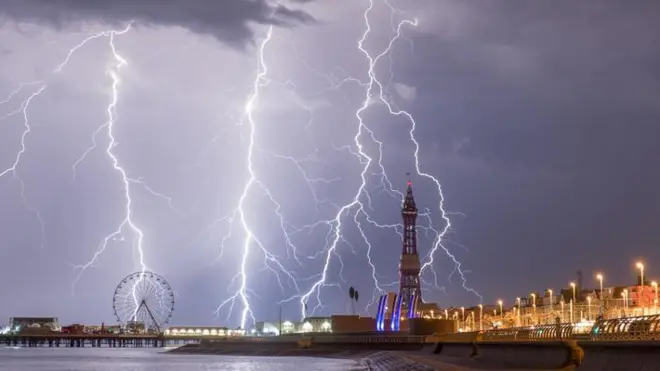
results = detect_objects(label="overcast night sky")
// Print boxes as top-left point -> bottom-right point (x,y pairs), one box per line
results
1,0 -> 660,329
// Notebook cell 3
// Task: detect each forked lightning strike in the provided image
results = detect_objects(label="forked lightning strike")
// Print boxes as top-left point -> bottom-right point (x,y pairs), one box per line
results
70,24 -> 152,292
0,85 -> 48,248
2,0 -> 480,330
214,26 -> 303,329
0,30 -> 126,251
1,23 -> 178,309
214,0 -> 481,328
292,0 -> 481,318
365,3 -> 482,301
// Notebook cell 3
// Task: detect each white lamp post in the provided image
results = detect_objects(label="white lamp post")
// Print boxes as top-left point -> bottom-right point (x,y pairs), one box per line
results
570,282 -> 576,323
652,281 -> 658,314
596,273 -> 604,309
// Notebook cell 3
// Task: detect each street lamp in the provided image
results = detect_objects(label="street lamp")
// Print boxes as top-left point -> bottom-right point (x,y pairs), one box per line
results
531,293 -> 537,324
498,300 -> 503,316
548,289 -> 554,311
637,262 -> 645,286
570,282 -> 577,304
637,262 -> 645,313
652,281 -> 658,313
478,304 -> 483,331
569,282 -> 577,323
596,273 -> 604,309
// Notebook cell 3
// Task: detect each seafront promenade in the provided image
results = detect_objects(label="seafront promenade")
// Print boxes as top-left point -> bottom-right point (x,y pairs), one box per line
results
170,313 -> 660,370
6,314 -> 660,369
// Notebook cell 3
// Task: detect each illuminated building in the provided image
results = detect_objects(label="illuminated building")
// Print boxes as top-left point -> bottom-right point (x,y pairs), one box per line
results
255,317 -> 333,335
164,326 -> 230,337
9,317 -> 60,333
302,317 -> 332,333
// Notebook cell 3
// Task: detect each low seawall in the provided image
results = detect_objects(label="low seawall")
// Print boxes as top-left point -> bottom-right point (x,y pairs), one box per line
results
476,341 -> 575,369
432,340 -> 576,369
431,337 -> 660,370
168,335 -> 424,358
577,341 -> 660,371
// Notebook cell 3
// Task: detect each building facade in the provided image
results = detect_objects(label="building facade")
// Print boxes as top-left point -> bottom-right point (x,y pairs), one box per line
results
9,317 -> 60,332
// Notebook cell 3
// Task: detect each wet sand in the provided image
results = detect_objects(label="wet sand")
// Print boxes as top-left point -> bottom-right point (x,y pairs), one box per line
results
169,343 -> 573,370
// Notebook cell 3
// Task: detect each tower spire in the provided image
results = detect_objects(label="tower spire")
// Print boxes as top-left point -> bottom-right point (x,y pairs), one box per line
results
399,178 -> 422,311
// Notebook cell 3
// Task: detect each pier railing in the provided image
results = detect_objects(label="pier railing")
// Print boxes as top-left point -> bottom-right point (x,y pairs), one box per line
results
474,314 -> 660,342
589,314 -> 660,341
481,323 -> 574,341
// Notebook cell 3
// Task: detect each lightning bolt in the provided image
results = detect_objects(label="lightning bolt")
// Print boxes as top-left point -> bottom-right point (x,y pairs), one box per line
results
2,0 -> 483,331
69,24 -> 152,293
0,25 -> 179,323
60,24 -> 185,323
213,0 -> 481,328
0,84 -> 48,248
290,0 -> 481,317
364,2 -> 482,302
214,25 -> 303,329
1,24 -> 179,307
0,29 -> 146,251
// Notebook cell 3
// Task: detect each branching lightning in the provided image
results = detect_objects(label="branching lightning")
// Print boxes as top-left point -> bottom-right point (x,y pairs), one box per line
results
65,25 -> 179,318
290,0 -> 481,318
70,24 -> 153,292
1,0 -> 482,330
212,0 -> 481,329
0,84 -> 48,248
214,25 -> 306,329
364,2 -> 482,302
2,24 -> 179,308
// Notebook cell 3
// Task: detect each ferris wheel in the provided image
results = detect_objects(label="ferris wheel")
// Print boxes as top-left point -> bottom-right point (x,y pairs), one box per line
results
112,271 -> 175,332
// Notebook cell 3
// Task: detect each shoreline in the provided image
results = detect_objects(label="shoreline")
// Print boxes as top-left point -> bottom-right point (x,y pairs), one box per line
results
166,343 -> 373,358
167,343 -> 441,370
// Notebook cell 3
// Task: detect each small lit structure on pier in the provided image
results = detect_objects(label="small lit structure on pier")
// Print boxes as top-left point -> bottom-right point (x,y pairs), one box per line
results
255,317 -> 332,335
9,317 -> 60,333
164,326 -> 230,337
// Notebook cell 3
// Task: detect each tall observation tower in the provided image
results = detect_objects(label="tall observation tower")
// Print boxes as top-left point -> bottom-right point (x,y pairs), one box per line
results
399,180 -> 422,310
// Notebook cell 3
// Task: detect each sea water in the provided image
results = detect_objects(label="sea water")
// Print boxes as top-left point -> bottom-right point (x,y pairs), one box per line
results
0,347 -> 358,370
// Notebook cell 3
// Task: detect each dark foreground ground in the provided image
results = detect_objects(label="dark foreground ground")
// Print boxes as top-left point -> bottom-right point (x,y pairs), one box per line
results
168,343 -> 567,370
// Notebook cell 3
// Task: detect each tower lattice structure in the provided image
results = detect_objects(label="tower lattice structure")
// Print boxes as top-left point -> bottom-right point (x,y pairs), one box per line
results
399,180 -> 422,310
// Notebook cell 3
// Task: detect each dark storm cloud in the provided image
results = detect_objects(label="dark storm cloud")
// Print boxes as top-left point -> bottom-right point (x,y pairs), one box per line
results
415,0 -> 660,173
391,0 -> 660,305
0,0 -> 314,46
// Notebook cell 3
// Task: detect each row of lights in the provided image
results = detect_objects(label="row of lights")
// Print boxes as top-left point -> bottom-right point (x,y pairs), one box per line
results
493,261 -> 660,321
165,328 -> 229,336
420,262 -> 659,331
